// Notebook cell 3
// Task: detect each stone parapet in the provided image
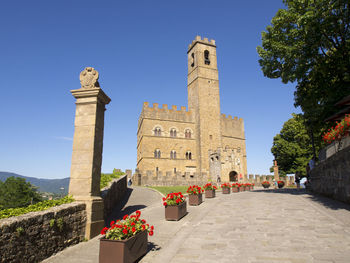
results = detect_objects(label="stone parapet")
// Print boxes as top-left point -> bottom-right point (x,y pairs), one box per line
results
310,145 -> 350,203
101,175 -> 127,220
0,202 -> 86,263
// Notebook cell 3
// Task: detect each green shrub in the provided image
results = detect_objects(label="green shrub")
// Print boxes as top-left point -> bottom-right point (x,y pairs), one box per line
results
0,195 -> 74,219
100,169 -> 124,189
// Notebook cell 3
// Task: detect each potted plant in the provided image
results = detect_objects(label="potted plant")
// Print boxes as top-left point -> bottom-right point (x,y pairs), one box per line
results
187,185 -> 203,205
99,210 -> 154,263
277,180 -> 285,189
231,183 -> 239,193
221,183 -> 231,194
203,183 -> 217,198
240,184 -> 246,191
245,183 -> 251,191
261,181 -> 270,189
163,192 -> 187,221
251,183 -> 255,190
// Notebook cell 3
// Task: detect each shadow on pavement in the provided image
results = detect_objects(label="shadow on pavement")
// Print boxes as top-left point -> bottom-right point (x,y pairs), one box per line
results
136,242 -> 162,262
254,188 -> 350,211
105,187 -> 147,225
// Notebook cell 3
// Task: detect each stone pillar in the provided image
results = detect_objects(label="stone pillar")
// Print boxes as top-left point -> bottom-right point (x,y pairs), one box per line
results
273,160 -> 279,181
69,67 -> 111,239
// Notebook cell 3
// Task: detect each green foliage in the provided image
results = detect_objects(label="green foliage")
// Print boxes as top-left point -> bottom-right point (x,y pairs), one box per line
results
56,218 -> 64,231
0,195 -> 74,219
16,227 -> 24,236
257,0 -> 350,134
100,169 -> 124,189
49,219 -> 55,228
0,176 -> 43,209
271,114 -> 322,177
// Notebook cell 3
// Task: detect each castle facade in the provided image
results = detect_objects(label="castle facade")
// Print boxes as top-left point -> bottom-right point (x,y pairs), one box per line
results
136,36 -> 247,183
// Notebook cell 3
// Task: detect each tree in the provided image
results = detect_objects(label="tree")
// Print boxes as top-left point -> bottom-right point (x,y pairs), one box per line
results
257,0 -> 350,132
271,114 -> 322,177
0,177 -> 42,209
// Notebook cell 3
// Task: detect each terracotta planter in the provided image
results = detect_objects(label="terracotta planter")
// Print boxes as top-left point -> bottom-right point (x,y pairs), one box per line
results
165,201 -> 187,221
231,187 -> 238,193
188,193 -> 203,206
205,189 -> 215,198
222,188 -> 230,194
99,230 -> 148,263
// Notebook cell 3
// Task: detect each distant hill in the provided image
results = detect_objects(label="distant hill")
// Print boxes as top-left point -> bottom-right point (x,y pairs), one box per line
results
0,172 -> 69,194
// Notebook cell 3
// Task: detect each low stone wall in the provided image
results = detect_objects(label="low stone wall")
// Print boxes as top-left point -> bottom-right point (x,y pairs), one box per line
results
0,202 -> 86,263
101,175 -> 127,219
310,145 -> 350,203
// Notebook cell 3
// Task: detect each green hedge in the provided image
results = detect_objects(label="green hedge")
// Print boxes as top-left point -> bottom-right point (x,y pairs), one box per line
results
0,195 -> 75,219
100,171 -> 124,189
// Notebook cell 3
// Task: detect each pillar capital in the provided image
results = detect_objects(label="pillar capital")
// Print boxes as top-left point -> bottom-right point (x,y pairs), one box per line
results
71,87 -> 111,105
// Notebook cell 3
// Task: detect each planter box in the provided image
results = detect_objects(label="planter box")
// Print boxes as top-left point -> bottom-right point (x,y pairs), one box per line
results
262,184 -> 270,189
205,189 -> 215,198
99,230 -> 148,263
240,186 -> 245,191
222,188 -> 230,194
231,187 -> 238,193
165,201 -> 187,221
188,193 -> 203,206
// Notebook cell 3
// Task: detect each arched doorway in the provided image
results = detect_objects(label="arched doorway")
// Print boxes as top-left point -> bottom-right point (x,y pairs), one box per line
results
229,171 -> 238,182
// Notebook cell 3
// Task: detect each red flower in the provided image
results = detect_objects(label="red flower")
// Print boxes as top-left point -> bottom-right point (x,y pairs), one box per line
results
132,227 -> 136,233
123,214 -> 128,220
141,225 -> 146,230
123,229 -> 128,234
163,202 -> 167,206
131,222 -> 135,226
101,227 -> 108,235
141,219 -> 146,224
110,221 -> 115,227
149,231 -> 154,236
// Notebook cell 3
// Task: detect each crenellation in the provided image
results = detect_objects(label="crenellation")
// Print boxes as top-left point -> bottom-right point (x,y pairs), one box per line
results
172,105 -> 177,110
188,35 -> 217,52
181,106 -> 186,111
228,115 -> 232,119
163,104 -> 168,110
153,103 -> 159,109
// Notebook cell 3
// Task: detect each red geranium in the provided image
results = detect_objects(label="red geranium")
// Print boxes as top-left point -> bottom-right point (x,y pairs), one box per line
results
101,210 -> 154,240
187,185 -> 203,195
163,192 -> 185,206
203,183 -> 217,190
221,183 -> 231,188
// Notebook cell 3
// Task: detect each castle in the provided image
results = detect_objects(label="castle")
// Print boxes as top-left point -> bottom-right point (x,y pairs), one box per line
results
136,36 -> 247,184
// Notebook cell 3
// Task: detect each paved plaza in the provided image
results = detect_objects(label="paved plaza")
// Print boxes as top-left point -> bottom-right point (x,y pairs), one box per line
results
44,187 -> 350,263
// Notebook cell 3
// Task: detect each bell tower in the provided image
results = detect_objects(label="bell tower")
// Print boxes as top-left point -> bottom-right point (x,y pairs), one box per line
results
187,36 -> 222,174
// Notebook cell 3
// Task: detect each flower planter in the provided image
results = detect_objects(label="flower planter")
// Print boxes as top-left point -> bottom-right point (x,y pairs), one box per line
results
99,230 -> 148,263
205,189 -> 215,198
262,184 -> 270,189
222,188 -> 230,194
165,201 -> 187,221
231,187 -> 238,193
188,193 -> 203,206
240,186 -> 245,192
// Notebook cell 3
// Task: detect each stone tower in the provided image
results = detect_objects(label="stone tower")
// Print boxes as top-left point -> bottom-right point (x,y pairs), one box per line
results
187,36 -> 222,174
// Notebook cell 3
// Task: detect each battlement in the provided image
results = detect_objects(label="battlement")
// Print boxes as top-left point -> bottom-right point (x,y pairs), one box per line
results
188,35 -> 216,52
221,113 -> 243,122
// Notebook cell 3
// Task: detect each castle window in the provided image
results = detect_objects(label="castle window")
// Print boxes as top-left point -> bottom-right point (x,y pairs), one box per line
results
237,147 -> 241,153
170,128 -> 177,137
154,127 -> 161,136
204,50 -> 210,65
170,150 -> 177,159
174,168 -> 176,173
191,53 -> 194,67
154,149 -> 161,158
209,135 -> 213,140
185,129 -> 191,138
186,151 -> 192,160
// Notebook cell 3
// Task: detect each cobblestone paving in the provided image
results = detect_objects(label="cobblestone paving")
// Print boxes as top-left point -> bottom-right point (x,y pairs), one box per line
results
43,187 -> 350,263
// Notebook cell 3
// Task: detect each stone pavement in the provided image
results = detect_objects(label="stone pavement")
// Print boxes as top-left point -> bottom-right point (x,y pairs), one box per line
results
43,187 -> 350,263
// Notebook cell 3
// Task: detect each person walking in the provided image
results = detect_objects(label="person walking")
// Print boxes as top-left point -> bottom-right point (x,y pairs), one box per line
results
295,174 -> 301,189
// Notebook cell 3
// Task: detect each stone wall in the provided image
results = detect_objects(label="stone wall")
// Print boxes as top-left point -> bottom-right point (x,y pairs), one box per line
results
0,202 -> 86,263
133,170 -> 295,187
101,175 -> 127,219
310,145 -> 350,203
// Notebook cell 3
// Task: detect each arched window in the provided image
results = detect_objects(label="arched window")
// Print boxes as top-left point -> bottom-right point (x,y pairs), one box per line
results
185,129 -> 191,138
154,149 -> 161,158
170,150 -> 176,159
204,50 -> 210,65
170,128 -> 177,137
154,127 -> 161,136
186,151 -> 192,160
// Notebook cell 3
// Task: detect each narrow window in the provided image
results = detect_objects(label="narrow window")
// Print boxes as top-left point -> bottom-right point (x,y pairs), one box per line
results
170,128 -> 177,137
174,168 -> 176,173
186,151 -> 192,160
154,127 -> 161,136
204,50 -> 210,65
237,147 -> 241,153
156,167 -> 159,173
154,149 -> 161,158
209,135 -> 213,140
185,129 -> 191,138
170,150 -> 176,159
191,53 -> 194,67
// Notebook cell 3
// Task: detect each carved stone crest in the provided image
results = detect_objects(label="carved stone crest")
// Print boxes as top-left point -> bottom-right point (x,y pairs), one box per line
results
79,67 -> 100,89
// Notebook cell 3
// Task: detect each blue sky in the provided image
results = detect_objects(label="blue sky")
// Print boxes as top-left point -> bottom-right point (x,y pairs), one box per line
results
0,0 -> 301,179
